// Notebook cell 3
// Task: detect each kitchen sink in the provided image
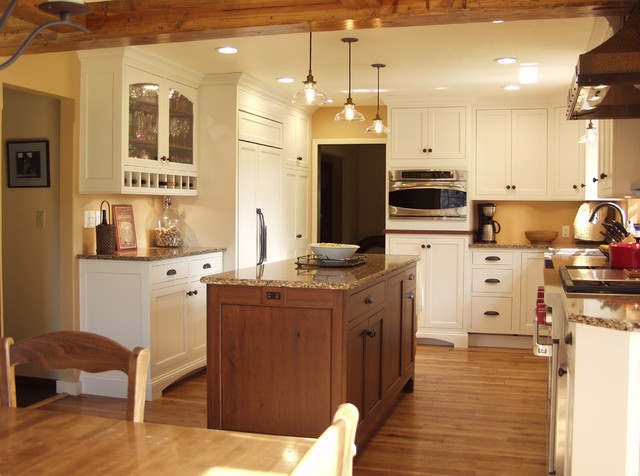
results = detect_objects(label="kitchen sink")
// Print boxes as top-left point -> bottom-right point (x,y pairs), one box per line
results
559,265 -> 640,294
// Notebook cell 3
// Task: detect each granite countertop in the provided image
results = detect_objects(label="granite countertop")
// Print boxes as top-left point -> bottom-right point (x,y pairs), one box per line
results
78,246 -> 226,261
546,248 -> 640,332
200,254 -> 419,290
470,241 -> 557,250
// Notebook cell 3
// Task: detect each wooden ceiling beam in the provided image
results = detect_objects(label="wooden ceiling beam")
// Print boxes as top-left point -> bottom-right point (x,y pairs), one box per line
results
0,0 -> 636,56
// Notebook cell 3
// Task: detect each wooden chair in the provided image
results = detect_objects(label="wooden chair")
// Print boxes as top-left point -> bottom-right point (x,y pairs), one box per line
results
0,331 -> 150,422
290,403 -> 359,476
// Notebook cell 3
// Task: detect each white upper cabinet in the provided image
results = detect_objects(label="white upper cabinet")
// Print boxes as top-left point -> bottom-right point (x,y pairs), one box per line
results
596,118 -> 640,198
475,108 -> 547,199
79,48 -> 202,196
390,107 -> 466,161
551,106 -> 586,199
284,110 -> 310,168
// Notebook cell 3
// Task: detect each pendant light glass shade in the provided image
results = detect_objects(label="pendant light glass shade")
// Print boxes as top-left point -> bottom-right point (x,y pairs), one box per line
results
335,38 -> 365,122
292,32 -> 328,105
578,120 -> 597,143
366,64 -> 389,134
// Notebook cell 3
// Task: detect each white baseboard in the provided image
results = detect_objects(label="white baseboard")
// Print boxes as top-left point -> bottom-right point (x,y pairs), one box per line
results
468,333 -> 532,349
416,330 -> 469,348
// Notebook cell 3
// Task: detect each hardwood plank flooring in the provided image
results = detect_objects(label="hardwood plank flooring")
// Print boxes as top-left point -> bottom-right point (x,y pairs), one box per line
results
38,345 -> 548,475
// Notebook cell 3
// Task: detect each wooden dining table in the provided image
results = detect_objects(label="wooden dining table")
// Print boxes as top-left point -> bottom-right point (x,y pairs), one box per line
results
0,406 -> 314,475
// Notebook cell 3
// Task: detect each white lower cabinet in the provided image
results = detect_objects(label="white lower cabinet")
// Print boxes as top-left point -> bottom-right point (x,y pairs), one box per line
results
387,234 -> 468,347
79,251 -> 223,400
469,248 -> 544,336
284,165 -> 310,259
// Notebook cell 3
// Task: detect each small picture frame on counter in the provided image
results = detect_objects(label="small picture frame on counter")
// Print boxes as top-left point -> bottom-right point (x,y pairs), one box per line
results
6,140 -> 50,188
112,204 -> 137,251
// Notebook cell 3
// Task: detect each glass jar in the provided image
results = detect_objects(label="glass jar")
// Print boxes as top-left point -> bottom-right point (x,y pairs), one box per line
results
153,196 -> 182,247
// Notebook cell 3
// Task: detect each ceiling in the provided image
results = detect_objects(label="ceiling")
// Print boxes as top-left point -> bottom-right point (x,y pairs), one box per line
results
136,16 -> 602,107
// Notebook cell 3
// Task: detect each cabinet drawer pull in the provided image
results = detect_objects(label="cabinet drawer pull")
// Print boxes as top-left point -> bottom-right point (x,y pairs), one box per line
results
484,311 -> 500,316
364,295 -> 375,305
296,234 -> 302,238
408,274 -> 415,280
484,278 -> 500,284
484,256 -> 501,262
166,269 -> 177,276
202,263 -> 212,269
297,156 -> 303,161
407,293 -> 415,300
366,329 -> 377,338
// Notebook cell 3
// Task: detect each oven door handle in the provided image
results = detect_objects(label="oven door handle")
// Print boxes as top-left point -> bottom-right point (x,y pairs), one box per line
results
389,182 -> 466,192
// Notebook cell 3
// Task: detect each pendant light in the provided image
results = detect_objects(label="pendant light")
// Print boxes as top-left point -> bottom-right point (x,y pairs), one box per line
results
366,64 -> 389,134
578,120 -> 597,143
335,38 -> 364,122
292,32 -> 328,105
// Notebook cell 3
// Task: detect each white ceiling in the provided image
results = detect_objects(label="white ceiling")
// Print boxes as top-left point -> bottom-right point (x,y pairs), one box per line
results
139,16 -> 601,107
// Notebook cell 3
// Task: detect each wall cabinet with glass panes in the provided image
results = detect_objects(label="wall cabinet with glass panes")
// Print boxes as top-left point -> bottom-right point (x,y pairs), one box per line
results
79,47 -> 202,196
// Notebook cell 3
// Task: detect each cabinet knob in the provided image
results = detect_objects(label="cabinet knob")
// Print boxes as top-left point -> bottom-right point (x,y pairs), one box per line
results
600,172 -> 608,180
426,244 -> 431,249
512,184 -> 516,190
366,329 -> 377,338
407,293 -> 415,300
421,244 -> 426,249
564,332 -> 573,345
297,156 -> 303,161
408,274 -> 415,280
187,291 -> 192,296
572,184 -> 577,190
364,295 -> 375,305
558,368 -> 567,377
161,156 -> 168,162
296,234 -> 302,238
593,177 -> 598,183
186,289 -> 199,297
422,148 -> 427,153
506,185 -> 511,190
581,183 -> 585,188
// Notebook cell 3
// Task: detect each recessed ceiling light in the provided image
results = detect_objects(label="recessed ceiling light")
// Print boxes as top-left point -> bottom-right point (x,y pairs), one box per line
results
494,57 -> 517,65
277,77 -> 295,83
326,98 -> 334,103
492,19 -> 504,24
519,66 -> 538,84
216,46 -> 238,54
435,86 -> 448,90
503,85 -> 520,91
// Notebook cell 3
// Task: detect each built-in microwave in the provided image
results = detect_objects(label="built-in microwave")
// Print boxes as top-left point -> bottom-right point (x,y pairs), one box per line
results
388,169 -> 468,218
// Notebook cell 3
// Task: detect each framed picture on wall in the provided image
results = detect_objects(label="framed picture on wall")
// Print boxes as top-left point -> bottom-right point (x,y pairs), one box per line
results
112,204 -> 137,251
6,140 -> 50,188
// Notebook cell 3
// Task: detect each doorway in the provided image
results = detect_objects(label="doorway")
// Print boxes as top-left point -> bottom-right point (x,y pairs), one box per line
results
317,143 -> 386,253
2,87 -> 61,378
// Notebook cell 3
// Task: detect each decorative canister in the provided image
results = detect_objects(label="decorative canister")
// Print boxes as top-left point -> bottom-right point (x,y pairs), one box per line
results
152,196 -> 182,247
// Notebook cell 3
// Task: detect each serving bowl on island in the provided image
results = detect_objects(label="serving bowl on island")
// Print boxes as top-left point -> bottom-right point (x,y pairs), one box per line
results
309,243 -> 359,260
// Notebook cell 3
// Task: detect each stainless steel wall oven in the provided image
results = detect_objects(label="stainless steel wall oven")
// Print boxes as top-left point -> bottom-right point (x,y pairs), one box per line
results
388,169 -> 467,218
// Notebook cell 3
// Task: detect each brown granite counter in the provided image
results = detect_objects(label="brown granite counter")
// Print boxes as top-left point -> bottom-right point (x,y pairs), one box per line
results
546,248 -> 640,332
200,254 -> 419,290
78,246 -> 225,261
470,241 -> 553,250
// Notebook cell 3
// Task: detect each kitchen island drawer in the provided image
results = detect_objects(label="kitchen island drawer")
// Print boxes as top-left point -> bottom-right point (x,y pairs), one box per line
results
348,281 -> 386,320
151,260 -> 189,285
470,296 -> 512,332
472,251 -> 513,266
472,268 -> 513,293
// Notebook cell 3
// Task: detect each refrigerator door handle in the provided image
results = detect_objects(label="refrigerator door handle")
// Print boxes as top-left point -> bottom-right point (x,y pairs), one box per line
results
257,208 -> 266,265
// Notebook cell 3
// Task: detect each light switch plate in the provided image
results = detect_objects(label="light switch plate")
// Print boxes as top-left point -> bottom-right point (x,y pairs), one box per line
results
562,225 -> 570,238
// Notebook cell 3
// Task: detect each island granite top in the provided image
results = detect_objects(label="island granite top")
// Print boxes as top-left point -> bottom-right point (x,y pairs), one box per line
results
78,246 -> 226,261
546,249 -> 640,332
200,254 -> 419,290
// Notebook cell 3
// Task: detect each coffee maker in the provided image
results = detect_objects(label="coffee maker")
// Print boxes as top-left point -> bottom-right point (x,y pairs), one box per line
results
476,203 -> 501,243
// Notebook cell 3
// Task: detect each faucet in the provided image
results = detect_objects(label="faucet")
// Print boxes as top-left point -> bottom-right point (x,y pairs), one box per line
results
588,202 -> 627,228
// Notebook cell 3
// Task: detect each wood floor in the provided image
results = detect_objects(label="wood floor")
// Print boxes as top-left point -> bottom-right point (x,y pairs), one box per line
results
39,345 -> 548,475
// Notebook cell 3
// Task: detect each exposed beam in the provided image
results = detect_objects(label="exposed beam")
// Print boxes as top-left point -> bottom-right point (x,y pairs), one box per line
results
0,0 -> 636,57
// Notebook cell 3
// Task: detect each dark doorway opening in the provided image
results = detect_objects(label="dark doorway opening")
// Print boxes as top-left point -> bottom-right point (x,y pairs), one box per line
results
318,143 -> 386,254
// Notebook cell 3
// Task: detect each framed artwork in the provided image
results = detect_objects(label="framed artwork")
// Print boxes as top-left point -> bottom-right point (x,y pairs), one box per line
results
6,140 -> 50,188
112,204 -> 137,251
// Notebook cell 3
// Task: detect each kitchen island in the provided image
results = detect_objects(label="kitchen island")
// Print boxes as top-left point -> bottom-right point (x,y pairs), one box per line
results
202,254 -> 419,447
544,249 -> 640,476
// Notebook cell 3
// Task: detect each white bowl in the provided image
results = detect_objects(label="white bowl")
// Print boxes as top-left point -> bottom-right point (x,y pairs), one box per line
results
309,243 -> 359,260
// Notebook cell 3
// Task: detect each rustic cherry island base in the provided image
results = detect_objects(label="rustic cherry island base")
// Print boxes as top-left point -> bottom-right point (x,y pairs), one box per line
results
202,254 -> 418,448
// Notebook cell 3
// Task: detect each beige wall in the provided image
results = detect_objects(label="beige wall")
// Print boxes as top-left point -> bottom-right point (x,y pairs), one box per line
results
312,105 -> 387,139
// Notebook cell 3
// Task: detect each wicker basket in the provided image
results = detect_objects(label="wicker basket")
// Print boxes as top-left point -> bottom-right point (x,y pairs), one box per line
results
95,200 -> 116,254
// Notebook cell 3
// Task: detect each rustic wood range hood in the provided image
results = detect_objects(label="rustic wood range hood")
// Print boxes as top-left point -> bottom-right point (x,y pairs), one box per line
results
568,6 -> 640,120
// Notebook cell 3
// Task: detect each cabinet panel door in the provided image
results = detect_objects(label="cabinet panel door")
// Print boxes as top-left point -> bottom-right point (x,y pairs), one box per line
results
237,142 -> 259,269
390,108 -> 427,158
386,236 -> 426,329
475,109 -> 511,196
151,284 -> 188,371
424,237 -> 465,329
402,281 -> 416,374
519,252 -> 545,335
258,146 -> 284,263
511,109 -> 548,196
364,310 -> 383,417
427,107 -> 465,159
382,273 -> 403,396
553,106 -> 585,198
189,280 -> 207,359
347,318 -> 367,422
